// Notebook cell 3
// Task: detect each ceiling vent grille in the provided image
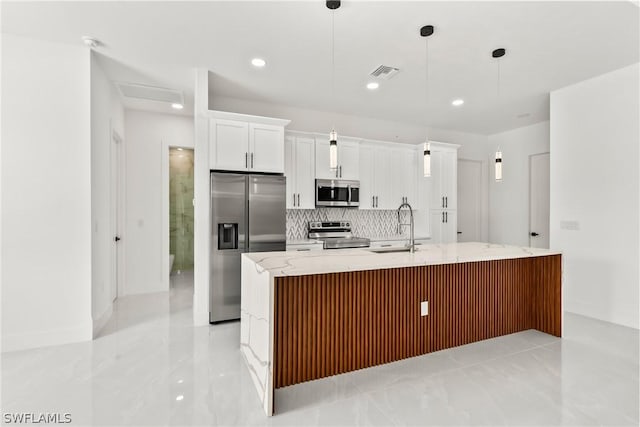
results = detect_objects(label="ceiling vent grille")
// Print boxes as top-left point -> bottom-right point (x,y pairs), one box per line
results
116,82 -> 184,104
369,65 -> 400,80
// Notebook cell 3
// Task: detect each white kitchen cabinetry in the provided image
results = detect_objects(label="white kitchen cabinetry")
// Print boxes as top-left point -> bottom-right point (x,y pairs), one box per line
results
315,137 -> 360,180
285,133 -> 315,209
427,142 -> 460,243
359,143 -> 393,209
430,210 -> 458,244
208,111 -> 290,173
429,143 -> 458,210
391,147 -> 418,207
286,242 -> 324,251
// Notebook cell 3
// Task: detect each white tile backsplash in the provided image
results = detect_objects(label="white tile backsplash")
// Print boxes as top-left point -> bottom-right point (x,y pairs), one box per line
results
286,209 -> 408,241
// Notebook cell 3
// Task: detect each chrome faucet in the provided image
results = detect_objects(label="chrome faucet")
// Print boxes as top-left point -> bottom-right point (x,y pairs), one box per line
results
397,202 -> 415,253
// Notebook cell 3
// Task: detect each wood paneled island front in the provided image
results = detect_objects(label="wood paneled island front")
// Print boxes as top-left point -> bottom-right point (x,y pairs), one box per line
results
240,242 -> 562,416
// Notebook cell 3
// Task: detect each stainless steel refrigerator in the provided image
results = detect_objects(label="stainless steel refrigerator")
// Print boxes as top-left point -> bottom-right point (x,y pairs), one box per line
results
209,172 -> 286,323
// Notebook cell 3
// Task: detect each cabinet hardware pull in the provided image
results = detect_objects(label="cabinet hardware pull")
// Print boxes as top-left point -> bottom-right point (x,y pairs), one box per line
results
297,194 -> 300,206
445,196 -> 448,208
446,212 -> 448,223
251,153 -> 254,168
372,196 -> 375,208
442,196 -> 444,208
442,212 -> 445,223
245,152 -> 248,168
375,196 -> 378,208
339,165 -> 342,178
293,193 -> 296,206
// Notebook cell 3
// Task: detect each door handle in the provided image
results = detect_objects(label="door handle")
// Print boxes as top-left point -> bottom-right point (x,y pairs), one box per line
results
245,152 -> 248,168
530,232 -> 539,237
297,194 -> 300,206
114,236 -> 121,242
250,153 -> 254,168
457,231 -> 462,234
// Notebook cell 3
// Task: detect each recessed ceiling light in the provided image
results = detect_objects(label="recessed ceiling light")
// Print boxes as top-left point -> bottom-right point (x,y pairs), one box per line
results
81,36 -> 100,48
171,103 -> 184,110
366,82 -> 379,90
452,99 -> 464,106
176,395 -> 184,401
251,58 -> 266,68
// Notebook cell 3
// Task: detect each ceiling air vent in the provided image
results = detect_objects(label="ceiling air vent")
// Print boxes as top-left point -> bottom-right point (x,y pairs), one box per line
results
369,65 -> 400,80
116,82 -> 184,104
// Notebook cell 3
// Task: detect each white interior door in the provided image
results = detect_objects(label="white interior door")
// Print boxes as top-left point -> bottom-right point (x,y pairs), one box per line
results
529,153 -> 550,248
110,127 -> 123,301
457,159 -> 482,242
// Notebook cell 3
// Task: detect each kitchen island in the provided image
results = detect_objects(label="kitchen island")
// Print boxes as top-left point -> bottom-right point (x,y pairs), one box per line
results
240,242 -> 562,416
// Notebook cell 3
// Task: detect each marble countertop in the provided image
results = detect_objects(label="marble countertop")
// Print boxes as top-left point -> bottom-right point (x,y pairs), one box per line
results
243,242 -> 561,277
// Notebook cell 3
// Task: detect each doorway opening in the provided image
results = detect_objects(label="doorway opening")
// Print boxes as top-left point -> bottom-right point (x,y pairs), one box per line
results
529,152 -> 550,248
169,147 -> 195,293
457,159 -> 483,242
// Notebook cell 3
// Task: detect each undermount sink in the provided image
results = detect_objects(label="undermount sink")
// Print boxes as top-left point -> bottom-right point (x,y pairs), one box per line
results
368,246 -> 416,254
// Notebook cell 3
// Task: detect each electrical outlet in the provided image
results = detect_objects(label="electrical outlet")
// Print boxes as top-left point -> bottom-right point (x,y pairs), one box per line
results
421,301 -> 429,316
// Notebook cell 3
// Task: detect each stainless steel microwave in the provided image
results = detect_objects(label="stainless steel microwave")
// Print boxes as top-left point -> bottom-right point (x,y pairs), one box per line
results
315,179 -> 360,207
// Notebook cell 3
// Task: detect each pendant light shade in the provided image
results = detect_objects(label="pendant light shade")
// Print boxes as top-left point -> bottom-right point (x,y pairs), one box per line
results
329,129 -> 338,170
327,1 -> 340,170
492,48 -> 506,182
421,25 -> 434,178
423,142 -> 431,177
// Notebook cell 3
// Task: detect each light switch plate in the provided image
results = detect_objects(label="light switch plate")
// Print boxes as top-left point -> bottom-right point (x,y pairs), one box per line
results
421,301 -> 429,316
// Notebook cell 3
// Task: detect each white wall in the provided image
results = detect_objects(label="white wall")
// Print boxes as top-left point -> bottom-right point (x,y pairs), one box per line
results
90,53 -> 124,335
1,35 -> 93,351
487,121 -> 550,246
550,63 -> 639,329
123,110 -> 194,296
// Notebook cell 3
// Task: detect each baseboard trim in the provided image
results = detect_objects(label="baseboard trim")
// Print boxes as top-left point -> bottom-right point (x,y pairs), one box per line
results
92,303 -> 113,337
2,323 -> 92,353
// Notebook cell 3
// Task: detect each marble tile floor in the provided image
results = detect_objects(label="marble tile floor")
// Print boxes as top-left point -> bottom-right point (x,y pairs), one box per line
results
1,271 -> 638,426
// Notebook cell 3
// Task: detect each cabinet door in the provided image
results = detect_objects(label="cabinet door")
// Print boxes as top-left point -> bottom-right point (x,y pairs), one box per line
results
209,119 -> 249,171
429,211 -> 444,244
359,145 -> 376,209
249,123 -> 284,173
314,138 -> 335,179
374,146 -> 394,209
294,136 -> 316,209
338,139 -> 360,180
284,136 -> 296,209
442,210 -> 458,244
391,148 -> 416,207
441,151 -> 457,210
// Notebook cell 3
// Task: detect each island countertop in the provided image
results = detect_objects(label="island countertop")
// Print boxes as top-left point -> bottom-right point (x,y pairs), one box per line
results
243,242 -> 561,277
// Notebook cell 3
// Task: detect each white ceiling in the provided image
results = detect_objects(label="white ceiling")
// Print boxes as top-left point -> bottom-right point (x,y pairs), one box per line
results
3,1 -> 638,135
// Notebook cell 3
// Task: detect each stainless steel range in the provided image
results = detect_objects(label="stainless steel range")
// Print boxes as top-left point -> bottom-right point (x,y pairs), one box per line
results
307,221 -> 370,249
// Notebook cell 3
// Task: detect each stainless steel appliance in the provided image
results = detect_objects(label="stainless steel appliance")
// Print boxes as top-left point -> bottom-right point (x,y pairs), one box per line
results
315,179 -> 360,208
308,221 -> 370,249
210,172 -> 286,323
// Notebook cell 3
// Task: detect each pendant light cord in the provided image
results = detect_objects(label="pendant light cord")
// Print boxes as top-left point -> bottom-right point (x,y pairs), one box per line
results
331,10 -> 335,131
425,36 -> 429,140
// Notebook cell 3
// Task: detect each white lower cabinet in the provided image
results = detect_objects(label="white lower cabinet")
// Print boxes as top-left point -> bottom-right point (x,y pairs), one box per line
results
285,133 -> 315,209
286,242 -> 324,251
430,210 -> 457,244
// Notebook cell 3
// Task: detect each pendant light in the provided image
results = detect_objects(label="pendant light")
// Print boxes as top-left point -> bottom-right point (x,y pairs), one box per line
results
493,48 -> 506,182
420,25 -> 434,177
327,0 -> 340,170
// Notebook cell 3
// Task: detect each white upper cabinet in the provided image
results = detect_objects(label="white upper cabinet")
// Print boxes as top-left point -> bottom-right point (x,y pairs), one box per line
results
429,143 -> 458,210
285,133 -> 315,209
391,147 -> 418,207
249,123 -> 284,173
359,142 -> 393,209
315,137 -> 360,180
208,111 -> 290,173
209,119 -> 249,171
